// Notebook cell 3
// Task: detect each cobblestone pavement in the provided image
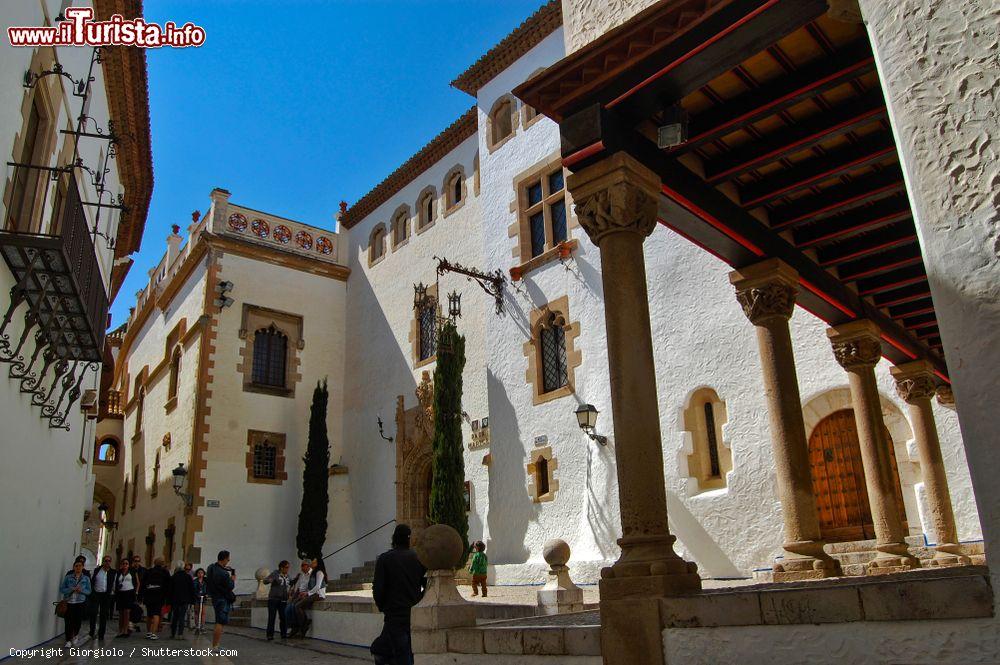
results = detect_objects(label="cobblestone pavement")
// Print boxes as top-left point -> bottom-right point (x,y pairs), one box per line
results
10,628 -> 369,664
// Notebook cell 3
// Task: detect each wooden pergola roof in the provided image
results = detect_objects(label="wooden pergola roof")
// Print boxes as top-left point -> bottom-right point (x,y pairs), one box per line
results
515,0 -> 948,382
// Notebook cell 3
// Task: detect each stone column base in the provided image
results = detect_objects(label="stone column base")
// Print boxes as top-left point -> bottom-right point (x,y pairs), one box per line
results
925,544 -> 972,567
867,547 -> 922,575
411,570 -> 477,631
599,571 -> 701,602
773,540 -> 843,581
537,587 -> 584,615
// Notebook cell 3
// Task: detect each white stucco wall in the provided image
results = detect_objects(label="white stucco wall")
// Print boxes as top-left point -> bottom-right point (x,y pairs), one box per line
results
0,0 -> 130,652
855,0 -> 999,575
337,131 -> 487,577
560,0 -> 660,54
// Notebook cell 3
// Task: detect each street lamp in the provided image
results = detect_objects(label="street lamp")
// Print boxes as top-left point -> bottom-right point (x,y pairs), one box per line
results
574,404 -> 608,445
172,463 -> 193,506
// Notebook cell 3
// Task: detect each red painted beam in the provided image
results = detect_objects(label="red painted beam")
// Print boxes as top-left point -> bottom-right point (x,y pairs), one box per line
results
769,176 -> 904,231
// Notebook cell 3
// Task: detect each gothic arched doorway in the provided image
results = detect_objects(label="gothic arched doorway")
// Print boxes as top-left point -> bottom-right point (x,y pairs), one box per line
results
808,409 -> 907,542
395,372 -> 435,541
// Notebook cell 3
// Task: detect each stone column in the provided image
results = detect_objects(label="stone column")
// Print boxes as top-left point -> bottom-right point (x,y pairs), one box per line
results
891,361 -> 970,566
568,152 -> 700,601
729,259 -> 840,581
827,320 -> 919,573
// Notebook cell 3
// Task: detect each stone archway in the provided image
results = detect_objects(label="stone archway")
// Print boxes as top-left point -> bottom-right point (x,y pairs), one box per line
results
395,371 -> 435,540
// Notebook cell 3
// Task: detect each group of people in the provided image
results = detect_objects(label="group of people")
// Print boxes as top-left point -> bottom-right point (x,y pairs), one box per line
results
57,553 -> 210,647
260,558 -> 327,640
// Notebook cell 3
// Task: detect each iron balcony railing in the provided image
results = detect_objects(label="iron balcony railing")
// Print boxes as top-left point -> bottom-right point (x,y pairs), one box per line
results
101,388 -> 124,418
0,164 -> 109,429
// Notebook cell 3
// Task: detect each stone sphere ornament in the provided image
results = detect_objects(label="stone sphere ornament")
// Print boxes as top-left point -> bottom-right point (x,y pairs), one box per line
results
254,567 -> 270,581
415,524 -> 465,570
543,539 -> 571,568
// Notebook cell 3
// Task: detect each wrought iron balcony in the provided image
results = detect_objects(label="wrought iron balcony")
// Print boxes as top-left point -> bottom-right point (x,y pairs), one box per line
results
0,165 -> 109,429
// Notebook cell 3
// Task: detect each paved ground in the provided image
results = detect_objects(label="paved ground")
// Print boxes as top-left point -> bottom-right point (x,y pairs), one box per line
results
12,628 -> 370,664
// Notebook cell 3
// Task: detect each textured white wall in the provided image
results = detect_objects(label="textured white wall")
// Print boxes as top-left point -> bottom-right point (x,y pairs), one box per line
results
0,0 -> 129,652
856,0 -> 1000,574
337,132 -> 486,577
560,0 -> 659,53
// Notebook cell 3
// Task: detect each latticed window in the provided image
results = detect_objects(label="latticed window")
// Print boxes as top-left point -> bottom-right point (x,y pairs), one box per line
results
521,166 -> 567,259
252,325 -> 287,388
539,317 -> 568,393
418,304 -> 437,361
253,441 -> 277,479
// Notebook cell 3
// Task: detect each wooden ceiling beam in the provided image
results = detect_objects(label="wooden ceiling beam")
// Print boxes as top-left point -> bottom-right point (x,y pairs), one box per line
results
815,222 -> 917,266
836,242 -> 923,281
679,40 -> 875,154
855,263 -> 926,296
792,195 -> 910,248
872,282 -> 931,308
704,90 -> 886,184
740,132 -> 897,208
768,165 -> 904,230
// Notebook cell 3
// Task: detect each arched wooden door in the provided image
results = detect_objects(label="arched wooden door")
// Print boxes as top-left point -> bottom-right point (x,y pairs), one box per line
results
808,409 -> 907,542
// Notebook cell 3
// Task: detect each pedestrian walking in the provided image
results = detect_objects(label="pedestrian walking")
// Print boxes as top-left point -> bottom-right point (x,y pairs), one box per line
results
371,524 -> 426,665
469,541 -> 489,598
113,559 -> 138,638
206,550 -> 236,651
88,555 -> 116,641
139,558 -> 170,640
262,560 -> 291,640
192,568 -> 208,634
59,560 -> 92,647
287,558 -> 325,637
168,563 -> 195,639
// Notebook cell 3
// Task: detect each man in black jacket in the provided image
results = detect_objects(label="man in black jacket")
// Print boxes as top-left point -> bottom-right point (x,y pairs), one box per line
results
371,524 -> 425,665
206,550 -> 236,652
89,556 -> 116,641
168,564 -> 195,639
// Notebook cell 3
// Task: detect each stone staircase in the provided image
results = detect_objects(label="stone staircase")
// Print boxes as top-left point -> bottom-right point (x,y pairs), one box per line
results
327,559 -> 377,592
753,537 -> 986,581
227,597 -> 253,627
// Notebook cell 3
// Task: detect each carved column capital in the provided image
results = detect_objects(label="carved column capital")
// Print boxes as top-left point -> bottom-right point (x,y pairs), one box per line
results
827,320 -> 883,371
729,259 -> 799,325
935,385 -> 955,409
890,360 -> 938,404
567,152 -> 660,245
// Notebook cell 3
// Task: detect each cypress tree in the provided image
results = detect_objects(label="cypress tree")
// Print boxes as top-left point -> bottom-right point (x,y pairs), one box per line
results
296,379 -> 330,559
428,321 -> 469,565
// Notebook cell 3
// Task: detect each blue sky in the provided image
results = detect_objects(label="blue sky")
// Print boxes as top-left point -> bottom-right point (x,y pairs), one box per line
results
113,0 -> 545,325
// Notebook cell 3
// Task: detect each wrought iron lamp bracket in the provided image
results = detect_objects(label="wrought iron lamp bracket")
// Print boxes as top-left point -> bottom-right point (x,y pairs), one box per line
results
433,256 -> 506,316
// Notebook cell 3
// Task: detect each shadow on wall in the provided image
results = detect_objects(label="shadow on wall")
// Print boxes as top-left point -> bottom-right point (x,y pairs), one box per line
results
667,491 -> 744,578
486,369 -> 531,564
585,435 -> 620,560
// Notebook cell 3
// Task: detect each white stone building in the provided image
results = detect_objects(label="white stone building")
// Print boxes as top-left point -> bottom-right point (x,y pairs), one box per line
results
0,0 -> 152,652
93,0 -> 984,606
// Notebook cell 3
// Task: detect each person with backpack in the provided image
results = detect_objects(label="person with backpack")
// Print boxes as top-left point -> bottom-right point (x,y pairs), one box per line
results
206,550 -> 236,652
168,563 -> 195,639
139,558 -> 170,640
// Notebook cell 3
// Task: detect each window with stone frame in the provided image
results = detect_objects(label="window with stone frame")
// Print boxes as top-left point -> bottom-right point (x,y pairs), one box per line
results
682,387 -> 732,493
520,69 -> 546,130
252,325 -> 288,388
410,283 -> 440,367
527,446 -> 558,502
523,296 -> 582,405
151,450 -> 160,498
133,387 -> 145,439
368,223 -> 387,266
417,188 -> 436,231
7,82 -> 57,233
246,430 -> 287,485
391,206 -> 410,249
444,166 -> 466,214
238,305 -> 304,398
509,155 -> 578,272
487,95 -> 518,152
167,346 -> 181,404
95,437 -> 119,465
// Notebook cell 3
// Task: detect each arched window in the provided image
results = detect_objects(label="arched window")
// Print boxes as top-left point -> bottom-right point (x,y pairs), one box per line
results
538,312 -> 568,394
392,208 -> 409,248
682,387 -> 732,493
368,224 -> 387,265
151,450 -> 160,497
252,439 -> 277,479
488,96 -> 515,149
95,438 -> 118,464
444,167 -> 465,212
417,189 -> 435,229
252,324 -> 288,388
521,69 -> 547,128
167,346 -> 181,401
